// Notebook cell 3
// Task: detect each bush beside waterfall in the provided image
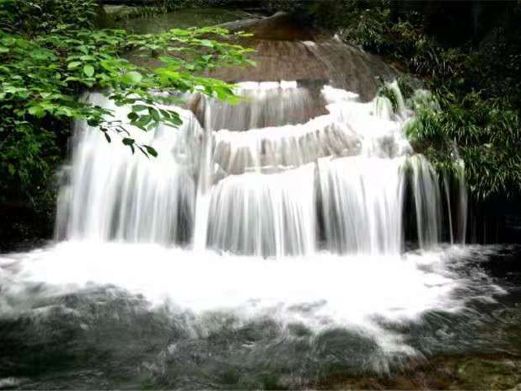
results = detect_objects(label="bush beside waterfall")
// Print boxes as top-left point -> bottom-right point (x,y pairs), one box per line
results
0,0 -> 252,248
405,91 -> 521,200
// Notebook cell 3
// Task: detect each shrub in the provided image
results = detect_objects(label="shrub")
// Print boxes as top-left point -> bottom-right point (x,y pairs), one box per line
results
406,92 -> 521,199
0,0 -> 98,34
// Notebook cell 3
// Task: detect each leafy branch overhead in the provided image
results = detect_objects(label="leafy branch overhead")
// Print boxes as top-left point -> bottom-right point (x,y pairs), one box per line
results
0,25 -> 254,158
0,0 -> 254,229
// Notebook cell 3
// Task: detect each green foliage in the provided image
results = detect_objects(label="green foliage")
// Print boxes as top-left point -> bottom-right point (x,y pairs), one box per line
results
377,83 -> 400,113
0,0 -> 253,246
330,1 -> 467,81
406,92 -> 521,199
0,25 -> 251,161
130,0 -> 240,13
0,0 -> 98,34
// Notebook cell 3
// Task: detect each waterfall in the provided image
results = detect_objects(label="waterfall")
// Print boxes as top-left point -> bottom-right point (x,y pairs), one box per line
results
408,154 -> 442,249
57,80 -> 467,256
56,93 -> 204,245
318,156 -> 406,254
206,164 -> 316,256
192,81 -> 321,131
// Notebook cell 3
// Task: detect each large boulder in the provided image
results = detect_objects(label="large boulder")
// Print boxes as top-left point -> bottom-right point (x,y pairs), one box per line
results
209,12 -> 397,101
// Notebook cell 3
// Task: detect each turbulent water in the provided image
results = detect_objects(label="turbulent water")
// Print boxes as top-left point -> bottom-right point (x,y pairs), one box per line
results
1,32 -> 518,390
1,242 -> 520,389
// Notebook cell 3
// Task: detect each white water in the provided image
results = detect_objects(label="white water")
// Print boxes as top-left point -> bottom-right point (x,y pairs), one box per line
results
56,93 -> 204,245
206,164 -> 316,256
2,243 -> 462,320
192,80 -> 318,131
1,78 -> 474,360
0,241 -> 483,359
56,81 -> 465,256
318,156 -> 406,254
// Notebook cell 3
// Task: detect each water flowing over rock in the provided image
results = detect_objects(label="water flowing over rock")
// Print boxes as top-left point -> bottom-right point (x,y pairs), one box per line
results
56,93 -> 204,245
57,77 -> 466,257
55,15 -> 467,256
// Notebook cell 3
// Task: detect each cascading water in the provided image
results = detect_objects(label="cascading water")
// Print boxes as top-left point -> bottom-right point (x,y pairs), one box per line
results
56,80 -> 464,256
56,93 -> 204,245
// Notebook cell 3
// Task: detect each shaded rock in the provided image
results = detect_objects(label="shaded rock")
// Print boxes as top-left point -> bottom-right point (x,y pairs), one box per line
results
208,12 -> 397,101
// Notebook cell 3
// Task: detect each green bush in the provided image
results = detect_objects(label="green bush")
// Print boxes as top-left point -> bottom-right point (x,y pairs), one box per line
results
406,92 -> 521,199
0,0 -> 98,34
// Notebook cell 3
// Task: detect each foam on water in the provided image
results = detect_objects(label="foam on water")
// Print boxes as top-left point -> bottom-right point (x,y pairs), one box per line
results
0,242 -> 478,356
0,79 -> 476,366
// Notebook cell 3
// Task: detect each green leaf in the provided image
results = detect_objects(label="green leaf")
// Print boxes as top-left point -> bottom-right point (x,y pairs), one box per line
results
67,61 -> 82,70
122,71 -> 143,85
83,64 -> 95,77
199,40 -> 214,48
27,105 -> 46,118
149,107 -> 160,122
87,118 -> 100,127
131,104 -> 148,112
135,115 -> 152,129
122,137 -> 134,146
144,145 -> 158,158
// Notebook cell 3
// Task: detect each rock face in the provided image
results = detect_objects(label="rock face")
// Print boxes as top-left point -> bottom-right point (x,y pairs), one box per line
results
112,9 -> 396,101
209,12 -> 397,101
